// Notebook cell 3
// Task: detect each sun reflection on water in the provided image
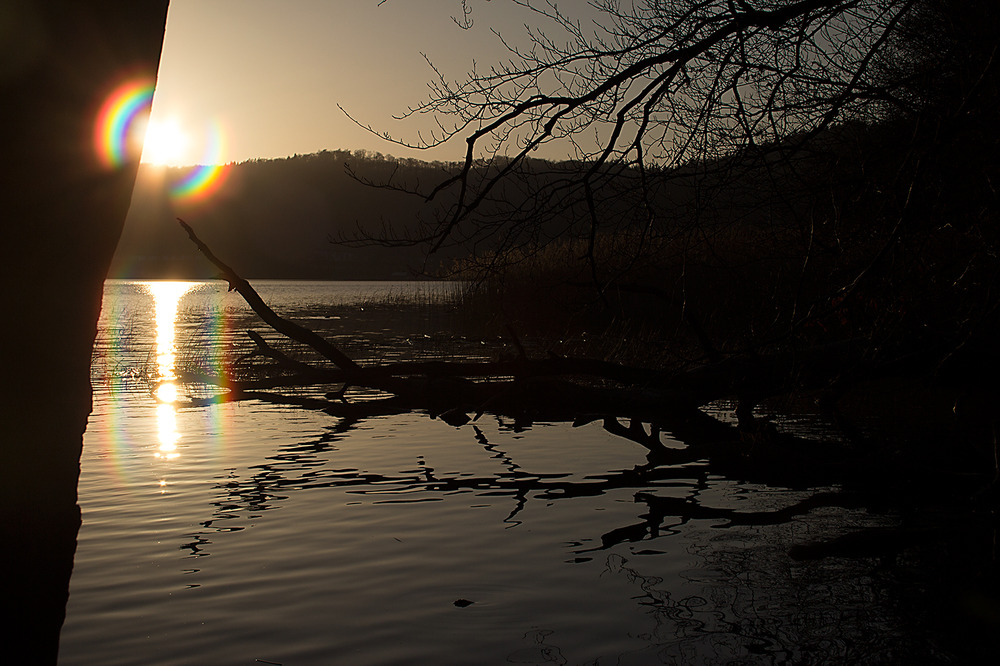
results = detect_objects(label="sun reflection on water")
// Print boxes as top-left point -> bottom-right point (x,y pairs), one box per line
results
144,281 -> 197,462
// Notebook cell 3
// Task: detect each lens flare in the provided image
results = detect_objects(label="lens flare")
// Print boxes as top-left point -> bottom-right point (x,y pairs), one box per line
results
170,121 -> 230,201
91,281 -> 236,490
141,118 -> 188,165
94,79 -> 155,168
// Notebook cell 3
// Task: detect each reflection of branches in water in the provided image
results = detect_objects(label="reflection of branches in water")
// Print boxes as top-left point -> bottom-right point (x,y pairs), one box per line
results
179,532 -> 212,558
178,411 -> 872,572
600,543 -> 921,665
168,409 -> 988,661
505,629 -> 566,665
592,489 -> 870,552
599,552 -> 747,664
474,423 -> 527,527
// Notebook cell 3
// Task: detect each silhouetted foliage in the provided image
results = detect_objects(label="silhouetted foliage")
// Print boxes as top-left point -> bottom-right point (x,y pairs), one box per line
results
336,0 -> 1000,448
157,0 -> 1000,481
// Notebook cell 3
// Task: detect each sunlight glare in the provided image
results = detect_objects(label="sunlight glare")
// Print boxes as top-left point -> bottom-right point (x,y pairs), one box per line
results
146,282 -> 197,461
155,381 -> 179,404
149,281 -> 195,382
141,118 -> 189,165
155,403 -> 180,459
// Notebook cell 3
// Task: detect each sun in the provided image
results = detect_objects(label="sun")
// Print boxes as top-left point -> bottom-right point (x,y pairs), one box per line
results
140,118 -> 189,165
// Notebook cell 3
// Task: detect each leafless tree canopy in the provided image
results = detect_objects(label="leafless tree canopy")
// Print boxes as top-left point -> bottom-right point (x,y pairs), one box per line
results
426,1 -> 907,158
334,1 -> 999,404
176,0 -> 999,481
347,1 -> 927,252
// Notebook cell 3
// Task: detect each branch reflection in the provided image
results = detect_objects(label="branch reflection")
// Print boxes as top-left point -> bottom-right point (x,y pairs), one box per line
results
162,401 -> 996,662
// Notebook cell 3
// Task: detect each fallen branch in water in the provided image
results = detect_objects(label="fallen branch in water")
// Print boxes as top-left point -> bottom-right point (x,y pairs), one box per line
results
178,218 -> 361,373
173,218 -> 959,462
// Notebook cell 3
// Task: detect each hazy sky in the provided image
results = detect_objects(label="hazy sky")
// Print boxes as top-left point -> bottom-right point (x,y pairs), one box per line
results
142,0 -> 599,166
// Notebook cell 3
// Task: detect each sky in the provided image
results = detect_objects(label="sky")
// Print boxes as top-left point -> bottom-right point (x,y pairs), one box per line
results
141,0 -> 601,166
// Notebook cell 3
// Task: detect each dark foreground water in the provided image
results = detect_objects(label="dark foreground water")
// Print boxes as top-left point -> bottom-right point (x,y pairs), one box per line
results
58,280 -> 978,664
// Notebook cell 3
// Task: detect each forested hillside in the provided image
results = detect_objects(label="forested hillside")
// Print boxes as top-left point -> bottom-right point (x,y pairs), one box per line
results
113,150 -> 461,279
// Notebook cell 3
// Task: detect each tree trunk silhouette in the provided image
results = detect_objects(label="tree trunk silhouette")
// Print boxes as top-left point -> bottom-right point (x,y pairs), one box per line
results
0,3 -> 168,662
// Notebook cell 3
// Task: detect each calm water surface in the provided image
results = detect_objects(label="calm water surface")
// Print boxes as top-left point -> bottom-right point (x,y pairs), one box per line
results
59,280 -> 938,665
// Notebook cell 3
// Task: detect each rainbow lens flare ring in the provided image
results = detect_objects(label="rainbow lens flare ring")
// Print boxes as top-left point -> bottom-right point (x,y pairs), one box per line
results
170,121 -> 230,200
94,79 -> 155,168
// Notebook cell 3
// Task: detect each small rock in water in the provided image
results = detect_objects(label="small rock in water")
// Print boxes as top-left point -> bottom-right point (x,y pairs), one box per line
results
453,598 -> 474,607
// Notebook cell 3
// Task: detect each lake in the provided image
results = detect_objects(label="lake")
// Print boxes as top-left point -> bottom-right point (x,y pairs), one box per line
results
58,280 -> 968,664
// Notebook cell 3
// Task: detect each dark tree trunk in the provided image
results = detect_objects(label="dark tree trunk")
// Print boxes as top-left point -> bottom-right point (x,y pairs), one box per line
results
0,3 -> 168,662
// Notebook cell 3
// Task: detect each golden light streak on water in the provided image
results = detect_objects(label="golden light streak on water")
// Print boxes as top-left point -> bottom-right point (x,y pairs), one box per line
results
149,282 -> 193,382
146,282 -> 197,461
154,381 -> 178,403
155,403 -> 180,460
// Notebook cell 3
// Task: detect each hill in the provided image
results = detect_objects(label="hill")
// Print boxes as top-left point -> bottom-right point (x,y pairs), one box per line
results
112,150 -> 458,280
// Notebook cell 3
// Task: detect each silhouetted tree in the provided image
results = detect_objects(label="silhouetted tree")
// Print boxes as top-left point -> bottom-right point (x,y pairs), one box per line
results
343,0 -> 999,431
0,2 -> 169,662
